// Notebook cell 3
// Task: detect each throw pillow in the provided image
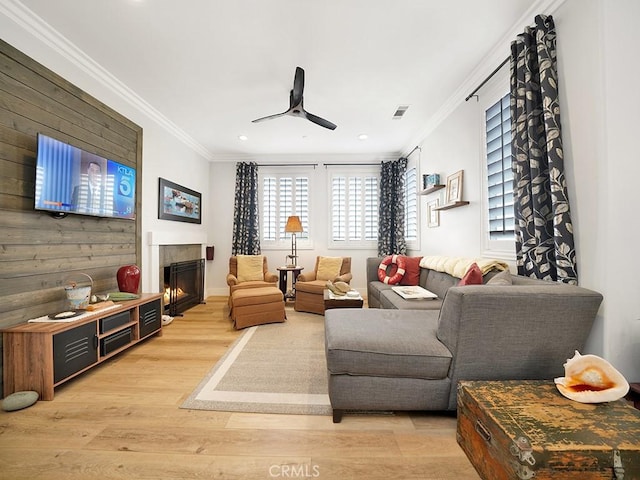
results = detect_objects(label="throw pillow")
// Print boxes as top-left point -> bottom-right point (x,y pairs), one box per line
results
458,263 -> 483,286
236,255 -> 264,282
486,270 -> 513,286
317,256 -> 343,281
399,256 -> 423,286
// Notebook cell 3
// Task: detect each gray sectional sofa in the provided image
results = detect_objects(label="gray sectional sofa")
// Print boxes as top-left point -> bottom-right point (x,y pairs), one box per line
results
324,256 -> 603,422
366,256 -> 467,310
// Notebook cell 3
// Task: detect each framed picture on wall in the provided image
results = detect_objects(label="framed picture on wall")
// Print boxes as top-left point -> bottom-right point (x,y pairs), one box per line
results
427,199 -> 440,228
158,178 -> 202,224
445,170 -> 464,204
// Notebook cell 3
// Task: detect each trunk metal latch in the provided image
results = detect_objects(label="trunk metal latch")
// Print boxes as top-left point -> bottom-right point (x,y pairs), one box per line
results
510,436 -> 536,466
613,449 -> 624,479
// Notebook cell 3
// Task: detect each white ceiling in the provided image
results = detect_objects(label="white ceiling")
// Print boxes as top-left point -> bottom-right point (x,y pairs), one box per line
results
13,0 -> 537,161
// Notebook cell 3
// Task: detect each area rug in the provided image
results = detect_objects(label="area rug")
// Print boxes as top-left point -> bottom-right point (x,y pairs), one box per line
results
181,308 -> 332,415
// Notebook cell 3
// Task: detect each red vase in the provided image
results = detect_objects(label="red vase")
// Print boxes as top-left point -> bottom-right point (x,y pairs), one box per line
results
117,264 -> 140,293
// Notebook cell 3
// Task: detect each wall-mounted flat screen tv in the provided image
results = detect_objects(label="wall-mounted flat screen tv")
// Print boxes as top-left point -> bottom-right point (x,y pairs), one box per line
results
34,133 -> 136,220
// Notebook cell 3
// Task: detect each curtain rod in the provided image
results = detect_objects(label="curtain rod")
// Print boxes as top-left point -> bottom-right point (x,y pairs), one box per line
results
405,145 -> 421,158
323,163 -> 380,167
256,163 -> 318,167
465,56 -> 510,102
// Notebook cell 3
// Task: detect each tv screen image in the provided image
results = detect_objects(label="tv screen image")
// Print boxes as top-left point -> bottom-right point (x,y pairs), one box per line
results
34,133 -> 136,220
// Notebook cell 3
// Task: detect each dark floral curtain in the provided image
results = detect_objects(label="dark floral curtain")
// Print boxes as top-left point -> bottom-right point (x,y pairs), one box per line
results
377,157 -> 407,256
231,162 -> 260,255
510,14 -> 578,284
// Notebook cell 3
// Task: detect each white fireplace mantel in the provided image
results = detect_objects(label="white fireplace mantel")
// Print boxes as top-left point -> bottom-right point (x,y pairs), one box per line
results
146,231 -> 208,293
148,231 -> 208,247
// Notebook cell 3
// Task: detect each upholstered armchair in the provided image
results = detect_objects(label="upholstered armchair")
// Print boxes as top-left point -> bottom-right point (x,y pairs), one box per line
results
294,256 -> 352,315
226,255 -> 285,328
227,255 -> 278,297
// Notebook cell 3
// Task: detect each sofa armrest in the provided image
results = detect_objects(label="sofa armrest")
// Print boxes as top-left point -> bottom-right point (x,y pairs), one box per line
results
227,273 -> 239,287
297,272 -> 317,282
366,257 -> 383,283
437,284 -> 603,409
264,272 -> 278,283
335,272 -> 353,283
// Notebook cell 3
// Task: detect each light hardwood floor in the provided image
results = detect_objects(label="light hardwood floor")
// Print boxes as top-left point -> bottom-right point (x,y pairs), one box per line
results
0,296 -> 480,480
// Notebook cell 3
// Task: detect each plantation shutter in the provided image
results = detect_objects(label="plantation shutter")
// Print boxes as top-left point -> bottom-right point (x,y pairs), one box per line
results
486,93 -> 514,240
404,166 -> 417,241
262,176 -> 277,241
331,172 -> 378,245
261,173 -> 309,243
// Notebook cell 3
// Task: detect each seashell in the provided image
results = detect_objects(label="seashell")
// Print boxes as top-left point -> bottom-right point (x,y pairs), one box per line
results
554,351 -> 629,403
333,281 -> 351,293
325,281 -> 345,296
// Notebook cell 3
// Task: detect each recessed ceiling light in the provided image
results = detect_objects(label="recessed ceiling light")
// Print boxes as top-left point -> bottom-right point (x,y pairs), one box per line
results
358,134 -> 368,140
238,135 -> 248,141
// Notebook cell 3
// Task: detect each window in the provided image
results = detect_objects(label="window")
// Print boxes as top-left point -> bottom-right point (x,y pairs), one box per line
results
329,168 -> 378,248
485,93 -> 514,241
260,172 -> 309,247
404,165 -> 418,243
480,85 -> 515,260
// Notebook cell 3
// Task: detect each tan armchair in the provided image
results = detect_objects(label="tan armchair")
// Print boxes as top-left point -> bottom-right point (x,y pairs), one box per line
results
294,256 -> 352,314
227,255 -> 278,296
226,255 -> 285,328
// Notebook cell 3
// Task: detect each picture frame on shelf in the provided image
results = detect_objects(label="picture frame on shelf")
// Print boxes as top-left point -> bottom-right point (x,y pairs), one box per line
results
427,199 -> 440,228
445,170 -> 464,204
422,173 -> 441,190
158,178 -> 202,224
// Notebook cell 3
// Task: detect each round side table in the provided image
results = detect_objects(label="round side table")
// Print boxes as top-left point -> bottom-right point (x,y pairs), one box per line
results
276,266 -> 304,300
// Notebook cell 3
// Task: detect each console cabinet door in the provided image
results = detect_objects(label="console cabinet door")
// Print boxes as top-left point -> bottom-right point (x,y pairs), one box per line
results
53,322 -> 98,383
139,298 -> 162,338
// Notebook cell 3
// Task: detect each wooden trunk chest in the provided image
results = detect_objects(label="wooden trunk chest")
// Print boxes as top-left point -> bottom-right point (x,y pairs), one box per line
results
457,380 -> 640,480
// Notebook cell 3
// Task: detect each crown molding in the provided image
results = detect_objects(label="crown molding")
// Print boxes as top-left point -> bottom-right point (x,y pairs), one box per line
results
0,0 -> 215,161
209,151 -> 402,163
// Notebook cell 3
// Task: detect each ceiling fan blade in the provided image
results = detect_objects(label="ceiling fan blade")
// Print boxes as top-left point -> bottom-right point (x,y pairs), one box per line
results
305,111 -> 337,130
291,67 -> 304,106
251,112 -> 287,123
253,67 -> 335,130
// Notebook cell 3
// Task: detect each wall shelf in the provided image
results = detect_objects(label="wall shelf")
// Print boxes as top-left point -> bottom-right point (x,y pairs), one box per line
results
419,185 -> 445,195
434,201 -> 469,211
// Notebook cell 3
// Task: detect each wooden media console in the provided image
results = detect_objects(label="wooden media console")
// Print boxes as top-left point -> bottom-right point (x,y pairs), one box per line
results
2,293 -> 163,400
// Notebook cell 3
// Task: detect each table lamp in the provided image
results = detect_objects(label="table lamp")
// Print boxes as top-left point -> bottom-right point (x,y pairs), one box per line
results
284,215 -> 303,267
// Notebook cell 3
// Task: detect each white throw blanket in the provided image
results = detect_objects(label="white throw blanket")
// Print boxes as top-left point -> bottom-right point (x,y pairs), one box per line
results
419,256 -> 510,279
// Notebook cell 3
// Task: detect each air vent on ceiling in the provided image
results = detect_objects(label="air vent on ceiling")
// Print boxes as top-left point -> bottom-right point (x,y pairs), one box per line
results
392,105 -> 410,119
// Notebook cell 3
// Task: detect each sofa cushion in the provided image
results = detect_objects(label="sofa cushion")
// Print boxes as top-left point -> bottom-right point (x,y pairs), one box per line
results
317,256 -> 343,281
458,263 -> 483,285
399,256 -> 423,286
380,289 -> 443,310
423,269 -> 459,298
368,280 -> 393,295
486,270 -> 513,285
230,280 -> 276,294
231,286 -> 283,307
295,279 -> 326,294
325,309 -> 452,380
236,255 -> 264,282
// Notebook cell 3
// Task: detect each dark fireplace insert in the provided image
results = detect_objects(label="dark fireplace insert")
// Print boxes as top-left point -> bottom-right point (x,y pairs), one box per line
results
163,258 -> 205,316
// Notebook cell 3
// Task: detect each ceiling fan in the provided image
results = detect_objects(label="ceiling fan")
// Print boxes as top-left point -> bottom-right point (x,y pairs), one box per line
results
252,67 -> 337,130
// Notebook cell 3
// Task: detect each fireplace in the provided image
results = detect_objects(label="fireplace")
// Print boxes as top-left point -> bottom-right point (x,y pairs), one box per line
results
164,259 -> 205,316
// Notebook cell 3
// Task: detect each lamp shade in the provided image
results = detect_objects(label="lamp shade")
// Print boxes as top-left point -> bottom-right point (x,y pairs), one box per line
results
284,215 -> 303,233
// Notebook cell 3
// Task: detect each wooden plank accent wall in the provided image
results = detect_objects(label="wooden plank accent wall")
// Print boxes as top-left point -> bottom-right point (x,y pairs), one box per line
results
0,39 -> 143,392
